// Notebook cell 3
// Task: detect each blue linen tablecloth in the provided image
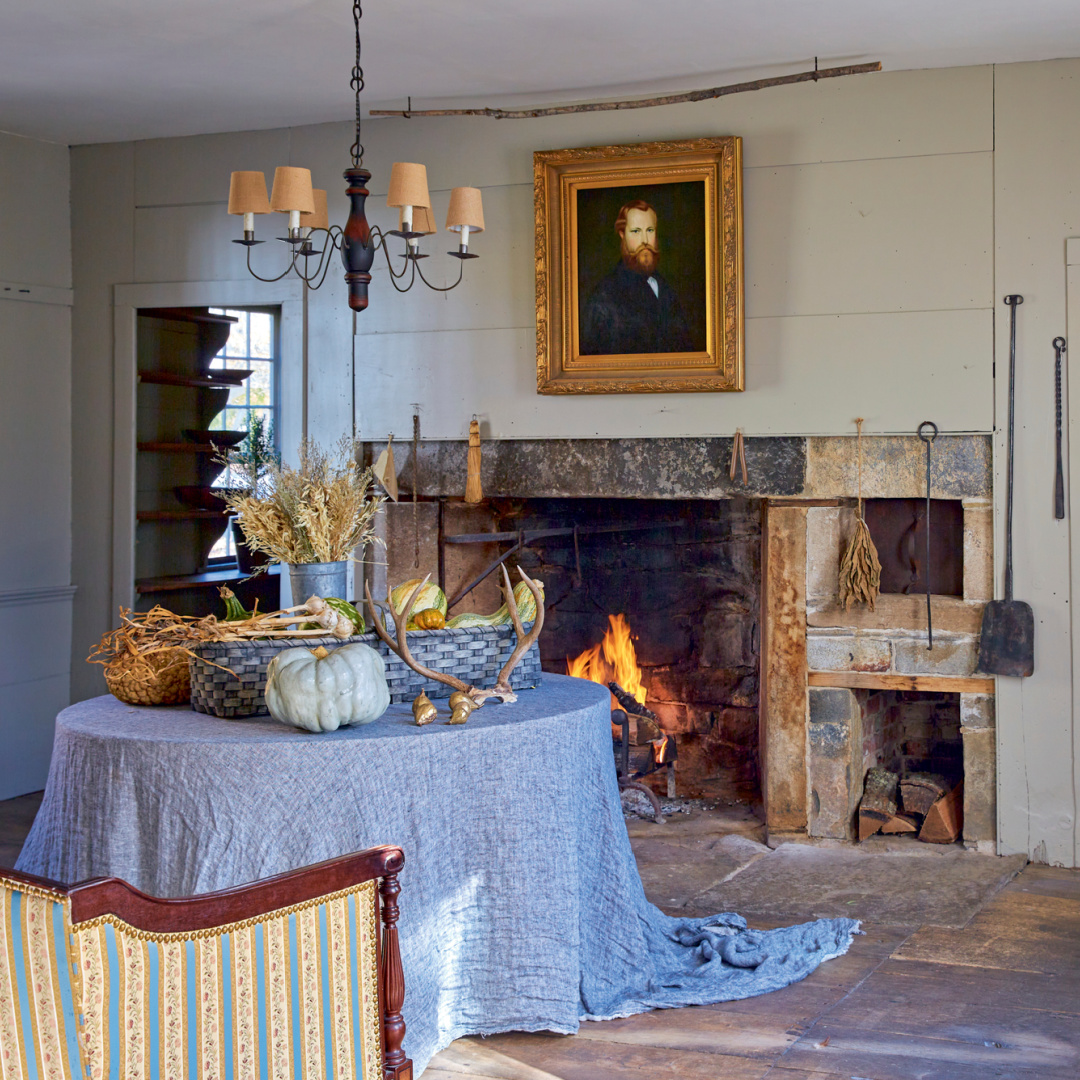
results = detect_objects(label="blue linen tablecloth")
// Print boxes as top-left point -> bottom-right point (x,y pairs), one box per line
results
18,674 -> 857,1076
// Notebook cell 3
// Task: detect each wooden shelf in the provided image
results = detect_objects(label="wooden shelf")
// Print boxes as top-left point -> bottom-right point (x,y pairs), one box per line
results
136,509 -> 228,522
137,441 -> 221,454
138,369 -> 252,390
136,564 -> 280,594
807,671 -> 995,694
139,308 -> 238,327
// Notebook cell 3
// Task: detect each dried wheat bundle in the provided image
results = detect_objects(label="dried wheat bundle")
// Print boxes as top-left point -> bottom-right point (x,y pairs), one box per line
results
838,418 -> 883,611
223,436 -> 384,565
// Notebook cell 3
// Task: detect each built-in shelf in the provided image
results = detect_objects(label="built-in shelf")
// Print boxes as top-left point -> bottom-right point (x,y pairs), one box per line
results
138,369 -> 252,390
807,671 -> 995,694
136,509 -> 228,522
136,564 -> 280,594
139,307 -> 238,327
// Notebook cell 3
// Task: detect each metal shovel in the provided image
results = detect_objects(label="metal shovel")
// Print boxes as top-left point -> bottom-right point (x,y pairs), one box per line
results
976,294 -> 1034,677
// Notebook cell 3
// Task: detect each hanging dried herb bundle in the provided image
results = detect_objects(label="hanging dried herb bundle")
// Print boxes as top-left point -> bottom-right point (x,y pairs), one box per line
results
838,418 -> 883,611
839,518 -> 882,610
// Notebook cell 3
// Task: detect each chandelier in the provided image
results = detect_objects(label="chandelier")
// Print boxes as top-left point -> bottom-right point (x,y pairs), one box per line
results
226,2 -> 483,312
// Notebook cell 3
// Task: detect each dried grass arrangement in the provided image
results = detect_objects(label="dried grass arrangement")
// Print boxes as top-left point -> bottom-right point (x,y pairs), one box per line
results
221,437 -> 384,566
838,418 -> 883,611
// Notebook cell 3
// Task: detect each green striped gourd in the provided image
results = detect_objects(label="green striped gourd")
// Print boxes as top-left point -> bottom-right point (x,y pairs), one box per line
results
445,579 -> 544,629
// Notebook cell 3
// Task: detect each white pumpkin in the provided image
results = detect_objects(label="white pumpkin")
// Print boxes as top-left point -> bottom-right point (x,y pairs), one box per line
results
265,642 -> 390,732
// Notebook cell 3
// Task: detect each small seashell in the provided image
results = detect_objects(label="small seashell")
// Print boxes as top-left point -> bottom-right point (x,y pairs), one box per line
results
448,691 -> 474,710
412,692 -> 437,726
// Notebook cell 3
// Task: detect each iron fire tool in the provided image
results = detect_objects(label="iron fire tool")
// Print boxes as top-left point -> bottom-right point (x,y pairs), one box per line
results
917,421 -> 938,650
976,294 -> 1035,677
1054,336 -> 1067,520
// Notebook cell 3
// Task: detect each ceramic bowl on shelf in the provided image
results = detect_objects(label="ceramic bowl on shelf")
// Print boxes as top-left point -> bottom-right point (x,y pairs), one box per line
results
173,485 -> 231,511
182,429 -> 247,448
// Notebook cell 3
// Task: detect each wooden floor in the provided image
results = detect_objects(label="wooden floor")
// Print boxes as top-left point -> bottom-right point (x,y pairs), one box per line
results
3,793 -> 1079,1078
424,863 -> 1080,1079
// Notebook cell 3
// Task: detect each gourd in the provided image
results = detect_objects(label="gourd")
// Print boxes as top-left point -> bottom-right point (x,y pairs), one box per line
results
265,643 -> 390,732
412,607 -> 445,630
391,579 -> 448,628
445,579 -> 545,629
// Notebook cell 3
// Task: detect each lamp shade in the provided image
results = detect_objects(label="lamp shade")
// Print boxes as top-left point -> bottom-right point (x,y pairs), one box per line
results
228,171 -> 272,215
270,166 -> 316,214
386,163 -> 431,209
300,189 -> 329,230
446,187 -> 485,233
400,204 -> 437,235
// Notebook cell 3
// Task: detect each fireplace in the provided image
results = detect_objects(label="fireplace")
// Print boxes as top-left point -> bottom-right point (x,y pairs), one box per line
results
363,432 -> 995,849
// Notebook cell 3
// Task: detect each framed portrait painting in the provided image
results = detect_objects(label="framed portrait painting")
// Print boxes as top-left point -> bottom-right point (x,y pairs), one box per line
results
534,137 -> 743,394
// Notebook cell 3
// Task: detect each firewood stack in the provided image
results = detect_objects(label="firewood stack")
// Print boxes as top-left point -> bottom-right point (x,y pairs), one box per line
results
857,768 -> 963,844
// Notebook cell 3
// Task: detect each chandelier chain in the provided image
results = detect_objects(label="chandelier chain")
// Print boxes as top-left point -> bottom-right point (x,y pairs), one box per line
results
349,0 -> 365,167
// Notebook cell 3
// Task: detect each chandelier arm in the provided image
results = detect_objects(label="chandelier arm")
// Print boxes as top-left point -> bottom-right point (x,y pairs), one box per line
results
307,234 -> 342,290
300,228 -> 340,286
413,257 -> 465,293
382,252 -> 420,293
369,227 -> 417,284
245,244 -> 303,284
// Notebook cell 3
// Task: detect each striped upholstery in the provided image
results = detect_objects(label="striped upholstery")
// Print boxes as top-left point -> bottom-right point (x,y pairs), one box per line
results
0,879 -> 81,1080
1,874 -> 384,1080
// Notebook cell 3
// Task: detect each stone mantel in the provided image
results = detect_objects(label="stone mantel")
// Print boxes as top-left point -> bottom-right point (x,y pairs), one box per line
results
362,434 -> 991,502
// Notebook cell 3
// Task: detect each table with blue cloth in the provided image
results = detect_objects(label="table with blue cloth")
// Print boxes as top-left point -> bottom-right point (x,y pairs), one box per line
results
18,673 -> 858,1077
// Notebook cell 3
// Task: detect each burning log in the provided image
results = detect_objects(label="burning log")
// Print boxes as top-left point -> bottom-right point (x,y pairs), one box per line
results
608,681 -> 658,720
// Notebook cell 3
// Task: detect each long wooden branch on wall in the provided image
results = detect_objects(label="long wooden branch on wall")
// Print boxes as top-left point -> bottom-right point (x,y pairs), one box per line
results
369,61 -> 882,120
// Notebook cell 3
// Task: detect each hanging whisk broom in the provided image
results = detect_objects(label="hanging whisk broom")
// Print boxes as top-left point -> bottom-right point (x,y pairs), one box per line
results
838,418 -> 882,610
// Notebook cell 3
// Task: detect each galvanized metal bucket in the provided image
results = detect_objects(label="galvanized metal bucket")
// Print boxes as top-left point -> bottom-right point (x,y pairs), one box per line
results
288,560 -> 348,602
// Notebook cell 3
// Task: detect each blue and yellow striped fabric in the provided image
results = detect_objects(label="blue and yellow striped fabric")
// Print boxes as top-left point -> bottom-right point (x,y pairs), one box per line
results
1,874 -> 383,1080
0,878 -> 82,1080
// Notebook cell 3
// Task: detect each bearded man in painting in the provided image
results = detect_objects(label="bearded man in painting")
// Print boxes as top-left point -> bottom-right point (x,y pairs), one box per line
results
579,199 -> 695,356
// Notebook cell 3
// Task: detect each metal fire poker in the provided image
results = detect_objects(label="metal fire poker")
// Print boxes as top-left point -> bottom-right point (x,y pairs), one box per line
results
917,421 -> 938,650
1054,336 -> 1067,520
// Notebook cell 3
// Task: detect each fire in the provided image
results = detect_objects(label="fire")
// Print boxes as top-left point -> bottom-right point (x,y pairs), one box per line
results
566,613 -> 647,707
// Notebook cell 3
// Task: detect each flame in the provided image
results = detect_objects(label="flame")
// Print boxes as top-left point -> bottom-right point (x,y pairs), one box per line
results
652,736 -> 669,765
566,613 -> 647,707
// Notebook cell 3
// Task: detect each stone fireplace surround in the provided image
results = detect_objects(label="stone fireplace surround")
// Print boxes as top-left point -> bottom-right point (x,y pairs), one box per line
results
362,433 -> 994,849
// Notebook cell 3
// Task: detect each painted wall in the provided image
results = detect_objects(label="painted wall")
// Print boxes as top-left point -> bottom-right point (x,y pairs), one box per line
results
0,130 -> 73,799
66,61 -> 1079,862
993,61 -> 1080,868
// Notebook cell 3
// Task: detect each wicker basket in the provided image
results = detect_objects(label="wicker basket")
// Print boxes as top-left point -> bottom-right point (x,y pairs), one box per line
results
189,626 -> 542,718
105,648 -> 191,706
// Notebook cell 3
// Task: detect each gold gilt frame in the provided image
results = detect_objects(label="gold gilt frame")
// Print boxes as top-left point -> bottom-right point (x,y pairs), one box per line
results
535,136 -> 743,394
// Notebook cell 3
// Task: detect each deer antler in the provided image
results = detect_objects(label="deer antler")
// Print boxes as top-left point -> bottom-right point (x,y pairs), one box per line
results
364,574 -> 474,696
470,565 -> 546,705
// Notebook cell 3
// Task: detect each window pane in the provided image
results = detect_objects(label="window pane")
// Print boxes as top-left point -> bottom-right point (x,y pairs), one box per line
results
250,313 -> 272,358
224,312 -> 248,357
248,362 -> 272,407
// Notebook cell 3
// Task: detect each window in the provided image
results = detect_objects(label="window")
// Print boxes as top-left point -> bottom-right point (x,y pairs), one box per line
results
207,307 -> 279,561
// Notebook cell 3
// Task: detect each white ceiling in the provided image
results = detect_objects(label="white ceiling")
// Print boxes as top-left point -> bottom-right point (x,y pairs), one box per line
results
3,0 -> 1080,146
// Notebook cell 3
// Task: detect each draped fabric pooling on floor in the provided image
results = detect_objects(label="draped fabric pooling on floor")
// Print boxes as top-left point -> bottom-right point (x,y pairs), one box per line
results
18,675 -> 858,1076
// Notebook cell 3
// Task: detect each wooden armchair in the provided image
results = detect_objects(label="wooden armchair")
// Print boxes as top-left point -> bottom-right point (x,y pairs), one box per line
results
0,846 -> 411,1080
